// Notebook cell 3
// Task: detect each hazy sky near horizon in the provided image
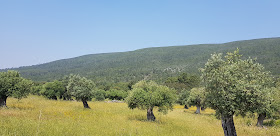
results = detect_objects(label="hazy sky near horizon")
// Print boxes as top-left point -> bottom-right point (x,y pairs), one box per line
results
1,0 -> 280,69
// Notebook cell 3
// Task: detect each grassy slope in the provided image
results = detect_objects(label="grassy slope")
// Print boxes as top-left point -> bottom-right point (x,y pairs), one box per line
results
4,37 -> 280,82
0,96 -> 279,136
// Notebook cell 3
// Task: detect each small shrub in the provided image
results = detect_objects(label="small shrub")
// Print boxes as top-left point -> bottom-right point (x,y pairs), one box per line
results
94,90 -> 106,101
106,89 -> 128,100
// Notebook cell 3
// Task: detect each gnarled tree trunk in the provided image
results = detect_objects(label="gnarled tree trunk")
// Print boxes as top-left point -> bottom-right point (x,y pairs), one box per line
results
256,113 -> 266,127
0,95 -> 8,107
82,100 -> 90,109
147,107 -> 156,121
195,105 -> 201,114
221,115 -> 237,136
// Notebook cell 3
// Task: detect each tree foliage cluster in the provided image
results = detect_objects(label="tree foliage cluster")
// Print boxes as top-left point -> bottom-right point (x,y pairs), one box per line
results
30,75 -> 133,103
186,87 -> 206,114
126,80 -> 177,121
105,89 -> 128,100
0,71 -> 32,107
40,80 -> 69,100
201,49 -> 279,136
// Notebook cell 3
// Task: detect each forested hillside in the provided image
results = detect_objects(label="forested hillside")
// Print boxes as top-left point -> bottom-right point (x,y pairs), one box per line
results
2,37 -> 280,83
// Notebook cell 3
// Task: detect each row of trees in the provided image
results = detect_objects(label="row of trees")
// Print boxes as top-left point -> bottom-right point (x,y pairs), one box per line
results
30,77 -> 129,105
0,72 -> 129,109
0,70 -> 192,121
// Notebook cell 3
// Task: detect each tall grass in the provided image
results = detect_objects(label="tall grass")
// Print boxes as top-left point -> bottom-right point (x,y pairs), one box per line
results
0,96 -> 279,136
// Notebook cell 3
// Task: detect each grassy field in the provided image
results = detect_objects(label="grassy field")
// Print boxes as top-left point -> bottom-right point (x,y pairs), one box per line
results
0,96 -> 279,136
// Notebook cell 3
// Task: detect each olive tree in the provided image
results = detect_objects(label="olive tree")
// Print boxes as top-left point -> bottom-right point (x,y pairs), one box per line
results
255,87 -> 280,126
126,80 -> 176,121
0,71 -> 32,107
177,89 -> 190,109
187,87 -> 206,114
41,80 -> 65,100
251,87 -> 276,127
67,74 -> 95,108
201,49 -> 273,136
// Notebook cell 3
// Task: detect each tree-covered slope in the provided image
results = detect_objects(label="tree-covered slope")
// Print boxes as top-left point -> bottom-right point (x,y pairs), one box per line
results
2,37 -> 280,83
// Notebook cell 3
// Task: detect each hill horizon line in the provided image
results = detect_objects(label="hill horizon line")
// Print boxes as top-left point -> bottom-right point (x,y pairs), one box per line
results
2,37 -> 279,70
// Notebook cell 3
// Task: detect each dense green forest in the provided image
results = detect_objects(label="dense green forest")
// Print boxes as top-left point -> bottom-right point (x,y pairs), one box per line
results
1,37 -> 280,84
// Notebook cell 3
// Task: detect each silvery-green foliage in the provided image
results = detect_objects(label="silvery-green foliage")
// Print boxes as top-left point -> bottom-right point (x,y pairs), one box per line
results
177,89 -> 190,105
187,87 -> 206,107
201,49 -> 273,117
67,74 -> 95,101
126,80 -> 176,114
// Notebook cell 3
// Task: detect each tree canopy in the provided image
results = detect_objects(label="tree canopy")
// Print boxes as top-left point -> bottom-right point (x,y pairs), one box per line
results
201,49 -> 273,136
67,74 -> 95,108
126,80 -> 176,121
187,87 -> 206,114
177,89 -> 190,106
40,80 -> 65,100
0,70 -> 32,107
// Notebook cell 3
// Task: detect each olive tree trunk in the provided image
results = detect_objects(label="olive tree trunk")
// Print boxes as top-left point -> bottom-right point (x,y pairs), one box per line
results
147,107 -> 156,121
221,115 -> 237,136
82,100 -> 90,109
195,105 -> 201,114
0,95 -> 8,107
256,113 -> 266,127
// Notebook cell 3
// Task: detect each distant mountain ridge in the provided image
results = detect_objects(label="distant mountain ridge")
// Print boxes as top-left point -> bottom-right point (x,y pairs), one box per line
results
2,37 -> 280,83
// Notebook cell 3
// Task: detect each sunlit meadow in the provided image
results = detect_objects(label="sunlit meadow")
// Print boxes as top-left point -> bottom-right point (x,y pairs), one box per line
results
0,95 -> 279,136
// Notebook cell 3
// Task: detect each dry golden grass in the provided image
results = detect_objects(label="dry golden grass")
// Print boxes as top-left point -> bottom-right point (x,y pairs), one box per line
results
0,95 -> 279,136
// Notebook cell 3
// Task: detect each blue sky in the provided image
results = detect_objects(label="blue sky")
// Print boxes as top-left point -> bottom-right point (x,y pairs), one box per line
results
1,0 -> 280,69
